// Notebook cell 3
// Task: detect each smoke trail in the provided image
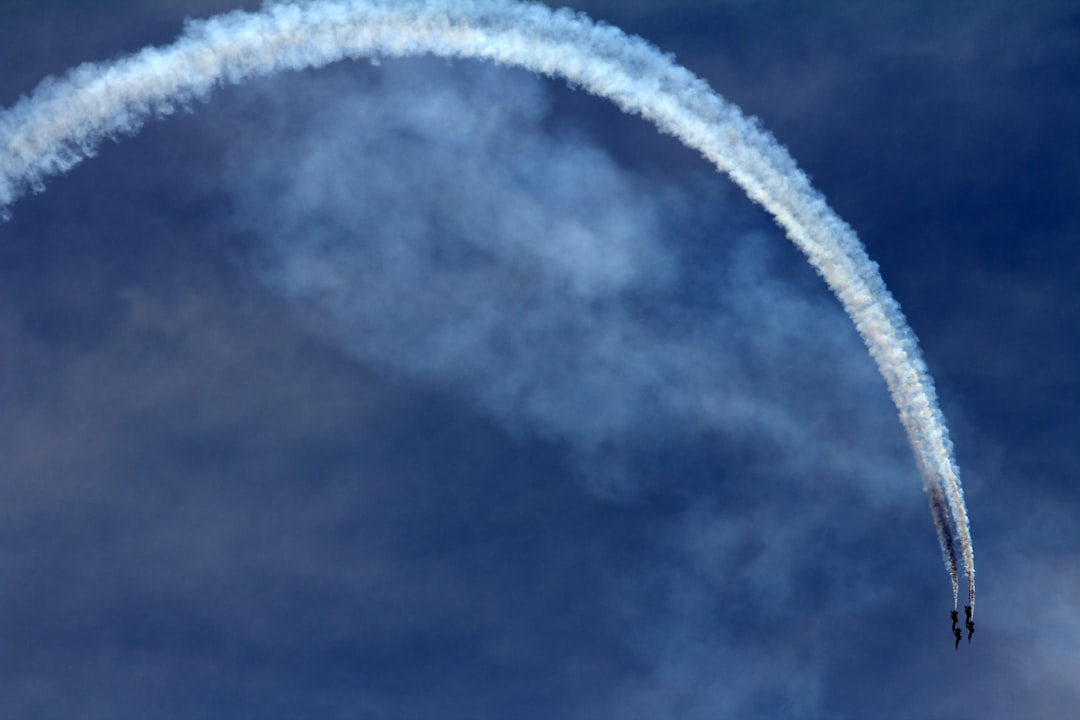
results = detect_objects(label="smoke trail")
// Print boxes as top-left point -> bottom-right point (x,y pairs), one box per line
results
929,484 -> 959,609
0,0 -> 972,608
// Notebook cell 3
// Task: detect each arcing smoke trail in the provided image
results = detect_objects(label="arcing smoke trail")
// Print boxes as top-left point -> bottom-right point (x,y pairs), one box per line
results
0,0 -> 973,609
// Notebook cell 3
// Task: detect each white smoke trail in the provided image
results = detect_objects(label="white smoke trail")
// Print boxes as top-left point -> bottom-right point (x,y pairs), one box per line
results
0,0 -> 973,610
929,484 -> 960,609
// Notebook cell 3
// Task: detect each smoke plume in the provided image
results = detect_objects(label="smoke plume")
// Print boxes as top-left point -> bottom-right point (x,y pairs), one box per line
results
0,0 -> 973,607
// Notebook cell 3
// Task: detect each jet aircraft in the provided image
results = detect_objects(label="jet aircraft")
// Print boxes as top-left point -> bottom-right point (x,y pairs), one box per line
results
953,626 -> 962,651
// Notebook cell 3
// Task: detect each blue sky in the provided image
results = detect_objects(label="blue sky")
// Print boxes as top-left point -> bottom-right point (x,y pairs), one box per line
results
2,1 -> 1078,717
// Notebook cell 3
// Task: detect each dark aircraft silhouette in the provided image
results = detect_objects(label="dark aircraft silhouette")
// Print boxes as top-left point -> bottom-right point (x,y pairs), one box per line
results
951,610 -> 959,630
953,626 -> 962,650
966,619 -> 975,643
964,605 -> 972,622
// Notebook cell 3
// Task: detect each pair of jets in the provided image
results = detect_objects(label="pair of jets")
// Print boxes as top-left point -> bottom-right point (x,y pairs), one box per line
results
951,605 -> 975,650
